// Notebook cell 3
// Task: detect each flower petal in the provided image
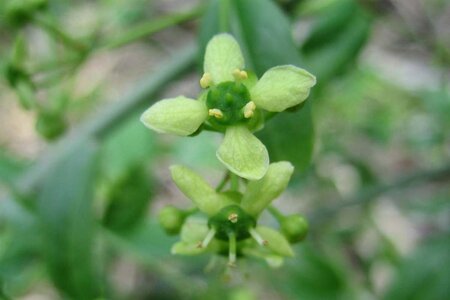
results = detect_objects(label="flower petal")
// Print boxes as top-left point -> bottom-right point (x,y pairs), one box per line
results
241,161 -> 294,217
140,96 -> 207,136
216,126 -> 269,180
204,33 -> 245,84
170,165 -> 232,216
250,65 -> 316,112
255,226 -> 294,257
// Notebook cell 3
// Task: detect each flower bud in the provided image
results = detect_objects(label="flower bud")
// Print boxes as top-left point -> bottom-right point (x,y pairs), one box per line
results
35,111 -> 67,140
280,214 -> 308,243
158,205 -> 186,235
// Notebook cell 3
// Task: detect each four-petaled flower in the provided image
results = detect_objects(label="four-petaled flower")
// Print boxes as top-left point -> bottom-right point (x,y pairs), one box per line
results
141,33 -> 316,180
168,161 -> 296,267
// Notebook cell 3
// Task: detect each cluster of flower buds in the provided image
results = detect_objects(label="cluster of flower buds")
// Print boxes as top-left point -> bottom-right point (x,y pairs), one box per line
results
141,34 -> 315,267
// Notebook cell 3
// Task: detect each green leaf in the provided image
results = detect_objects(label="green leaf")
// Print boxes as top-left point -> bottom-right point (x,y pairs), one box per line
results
103,166 -> 153,232
301,0 -> 373,83
0,151 -> 27,187
384,235 -> 450,300
257,101 -> 314,174
37,141 -> 101,299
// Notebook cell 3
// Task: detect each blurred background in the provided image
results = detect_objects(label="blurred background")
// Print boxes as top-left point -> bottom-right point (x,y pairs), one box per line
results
0,0 -> 449,299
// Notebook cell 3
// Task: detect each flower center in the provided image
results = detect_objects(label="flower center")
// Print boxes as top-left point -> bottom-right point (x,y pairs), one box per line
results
206,81 -> 253,127
208,205 -> 256,241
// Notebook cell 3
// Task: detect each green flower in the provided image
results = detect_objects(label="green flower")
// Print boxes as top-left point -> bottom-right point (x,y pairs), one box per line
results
164,162 -> 297,267
141,33 -> 316,180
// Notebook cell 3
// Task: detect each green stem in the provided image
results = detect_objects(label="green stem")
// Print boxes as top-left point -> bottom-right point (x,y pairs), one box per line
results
230,173 -> 239,191
101,5 -> 205,50
33,14 -> 87,52
268,205 -> 285,223
219,0 -> 231,32
309,162 -> 450,226
216,172 -> 230,192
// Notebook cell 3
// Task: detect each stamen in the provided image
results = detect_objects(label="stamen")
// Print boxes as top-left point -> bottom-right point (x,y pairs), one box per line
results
198,228 -> 216,248
228,232 -> 237,267
200,73 -> 212,89
249,228 -> 268,246
228,213 -> 238,223
208,108 -> 223,119
243,101 -> 256,118
232,68 -> 248,81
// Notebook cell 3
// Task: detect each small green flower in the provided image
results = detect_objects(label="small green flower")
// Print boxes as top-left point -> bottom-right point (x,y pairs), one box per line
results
166,162 -> 297,267
141,33 -> 316,180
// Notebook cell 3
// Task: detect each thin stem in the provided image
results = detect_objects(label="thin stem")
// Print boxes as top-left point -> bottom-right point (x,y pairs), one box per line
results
309,162 -> 450,226
215,172 -> 230,192
33,14 -> 87,52
219,0 -> 231,32
230,173 -> 239,191
268,205 -> 285,223
101,5 -> 205,50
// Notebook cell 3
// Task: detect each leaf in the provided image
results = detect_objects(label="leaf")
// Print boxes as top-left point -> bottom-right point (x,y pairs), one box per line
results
0,151 -> 27,187
301,0 -> 373,84
101,113 -> 156,181
37,140 -> 101,299
102,166 -> 153,232
257,101 -> 314,174
384,235 -> 450,300
199,0 -> 315,174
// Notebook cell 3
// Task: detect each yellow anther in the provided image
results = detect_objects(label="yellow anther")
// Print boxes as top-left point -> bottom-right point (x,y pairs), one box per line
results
200,73 -> 212,89
233,68 -> 248,81
228,213 -> 238,223
243,101 -> 256,118
208,108 -> 223,119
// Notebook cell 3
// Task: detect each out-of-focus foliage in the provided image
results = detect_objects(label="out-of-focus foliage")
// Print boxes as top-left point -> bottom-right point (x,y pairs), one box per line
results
0,0 -> 449,299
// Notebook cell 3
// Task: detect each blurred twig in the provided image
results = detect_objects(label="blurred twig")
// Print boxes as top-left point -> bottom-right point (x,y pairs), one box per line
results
101,4 -> 205,50
309,162 -> 450,225
5,44 -> 197,201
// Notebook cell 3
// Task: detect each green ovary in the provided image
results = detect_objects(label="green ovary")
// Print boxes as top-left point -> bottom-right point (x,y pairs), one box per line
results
206,81 -> 251,127
208,205 -> 256,241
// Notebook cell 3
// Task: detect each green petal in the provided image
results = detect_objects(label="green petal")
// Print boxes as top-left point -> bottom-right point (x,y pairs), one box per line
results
180,218 -> 209,243
216,126 -> 269,180
140,96 -> 207,136
241,161 -> 294,216
204,33 -> 245,84
250,65 -> 316,112
255,226 -> 294,257
170,165 -> 232,216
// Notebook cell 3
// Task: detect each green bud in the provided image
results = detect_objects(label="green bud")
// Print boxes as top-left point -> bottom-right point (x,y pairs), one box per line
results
35,111 -> 67,140
158,206 -> 187,235
281,214 -> 309,243
5,0 -> 48,27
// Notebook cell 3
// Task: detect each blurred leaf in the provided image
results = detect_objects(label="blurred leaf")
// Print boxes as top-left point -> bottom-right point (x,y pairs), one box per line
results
103,166 -> 153,232
0,199 -> 41,298
257,101 -> 314,174
0,151 -> 27,186
105,219 -> 177,264
384,235 -> 450,300
37,140 -> 101,299
301,0 -> 373,84
277,244 -> 353,299
199,0 -> 314,174
101,114 -> 156,181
